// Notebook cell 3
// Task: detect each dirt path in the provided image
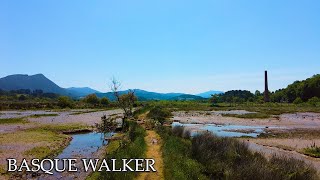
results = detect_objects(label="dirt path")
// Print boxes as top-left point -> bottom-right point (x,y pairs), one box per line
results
137,130 -> 164,180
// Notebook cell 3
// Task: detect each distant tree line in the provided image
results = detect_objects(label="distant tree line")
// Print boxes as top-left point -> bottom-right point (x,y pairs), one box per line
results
0,89 -> 115,109
210,74 -> 320,106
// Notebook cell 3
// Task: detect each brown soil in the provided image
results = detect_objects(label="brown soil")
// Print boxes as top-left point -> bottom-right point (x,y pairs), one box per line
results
137,130 -> 164,180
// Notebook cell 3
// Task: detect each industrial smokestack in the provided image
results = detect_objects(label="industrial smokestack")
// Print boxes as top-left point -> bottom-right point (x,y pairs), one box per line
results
264,70 -> 270,102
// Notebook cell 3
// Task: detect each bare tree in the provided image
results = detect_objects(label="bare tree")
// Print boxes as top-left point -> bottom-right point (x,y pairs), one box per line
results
95,114 -> 117,138
110,77 -> 137,119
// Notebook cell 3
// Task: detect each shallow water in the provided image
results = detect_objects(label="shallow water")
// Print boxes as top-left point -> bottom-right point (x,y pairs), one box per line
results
39,132 -> 109,179
57,132 -> 107,159
172,122 -> 270,137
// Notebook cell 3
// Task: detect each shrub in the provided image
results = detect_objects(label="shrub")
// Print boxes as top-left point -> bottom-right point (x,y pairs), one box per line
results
191,132 -> 318,180
172,126 -> 191,139
157,126 -> 207,180
293,97 -> 303,104
147,106 -> 172,124
84,94 -> 100,105
308,97 -> 320,106
100,97 -> 110,106
57,96 -> 73,108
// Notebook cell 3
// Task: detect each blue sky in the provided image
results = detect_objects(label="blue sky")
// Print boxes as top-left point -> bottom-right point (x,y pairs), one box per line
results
1,0 -> 319,94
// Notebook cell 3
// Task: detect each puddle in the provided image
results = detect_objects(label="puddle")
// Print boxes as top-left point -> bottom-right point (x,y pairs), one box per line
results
172,122 -> 271,137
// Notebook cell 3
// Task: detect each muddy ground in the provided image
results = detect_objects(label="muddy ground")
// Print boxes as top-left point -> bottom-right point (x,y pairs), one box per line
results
0,109 -> 123,179
173,110 -> 320,173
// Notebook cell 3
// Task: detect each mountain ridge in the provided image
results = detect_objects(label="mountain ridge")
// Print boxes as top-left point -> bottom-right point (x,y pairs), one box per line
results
0,74 -> 215,100
196,90 -> 224,98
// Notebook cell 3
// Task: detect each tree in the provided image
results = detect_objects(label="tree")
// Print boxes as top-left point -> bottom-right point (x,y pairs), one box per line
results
255,90 -> 261,96
95,115 -> 117,138
100,97 -> 110,106
58,96 -> 73,108
84,94 -> 99,105
209,94 -> 219,105
110,78 -> 137,118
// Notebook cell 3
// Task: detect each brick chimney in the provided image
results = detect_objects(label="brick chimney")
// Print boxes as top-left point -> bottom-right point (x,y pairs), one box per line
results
264,70 -> 270,102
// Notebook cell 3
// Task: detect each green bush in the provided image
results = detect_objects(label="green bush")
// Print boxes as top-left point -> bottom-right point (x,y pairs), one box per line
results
147,106 -> 172,124
100,97 -> 110,106
57,96 -> 73,108
84,94 -> 100,106
308,97 -> 320,106
156,126 -> 208,180
293,97 -> 303,104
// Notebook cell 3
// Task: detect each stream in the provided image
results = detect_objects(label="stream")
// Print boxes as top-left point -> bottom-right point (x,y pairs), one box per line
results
38,132 -> 110,179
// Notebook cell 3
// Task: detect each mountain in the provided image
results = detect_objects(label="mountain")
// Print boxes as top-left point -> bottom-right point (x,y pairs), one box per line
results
0,74 -> 218,100
0,74 -> 68,95
196,90 -> 224,98
96,89 -> 201,101
66,87 -> 101,97
169,94 -> 204,100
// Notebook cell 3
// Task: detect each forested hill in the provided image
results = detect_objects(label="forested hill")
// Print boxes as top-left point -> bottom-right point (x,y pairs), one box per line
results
272,74 -> 320,103
210,74 -> 320,104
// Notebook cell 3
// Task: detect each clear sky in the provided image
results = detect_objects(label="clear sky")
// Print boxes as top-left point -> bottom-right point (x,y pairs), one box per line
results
1,0 -> 319,94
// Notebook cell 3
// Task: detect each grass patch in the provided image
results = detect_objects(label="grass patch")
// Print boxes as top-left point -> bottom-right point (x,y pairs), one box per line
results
86,139 -> 122,180
191,132 -> 318,179
158,125 -> 318,180
146,101 -> 320,115
24,139 -> 70,159
0,128 -> 67,144
24,146 -> 52,159
37,123 -> 89,133
156,126 -> 208,180
302,144 -> 320,158
70,109 -> 105,115
29,113 -> 58,118
0,117 -> 28,124
222,112 -> 270,119
0,165 -> 6,174
105,140 -> 121,154
0,126 -> 71,166
259,129 -> 320,139
97,122 -> 146,180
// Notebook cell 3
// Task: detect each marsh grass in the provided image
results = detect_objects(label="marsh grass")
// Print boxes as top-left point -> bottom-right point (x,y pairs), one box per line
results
147,101 -> 320,115
259,129 -> 320,139
0,129 -> 65,144
156,126 -> 208,180
0,117 -> 28,124
191,132 -> 318,180
29,113 -> 58,118
70,109 -> 105,115
222,112 -> 270,119
37,123 -> 89,133
302,143 -> 320,158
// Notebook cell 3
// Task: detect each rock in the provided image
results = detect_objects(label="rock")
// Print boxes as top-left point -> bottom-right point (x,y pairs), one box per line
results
151,138 -> 158,144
